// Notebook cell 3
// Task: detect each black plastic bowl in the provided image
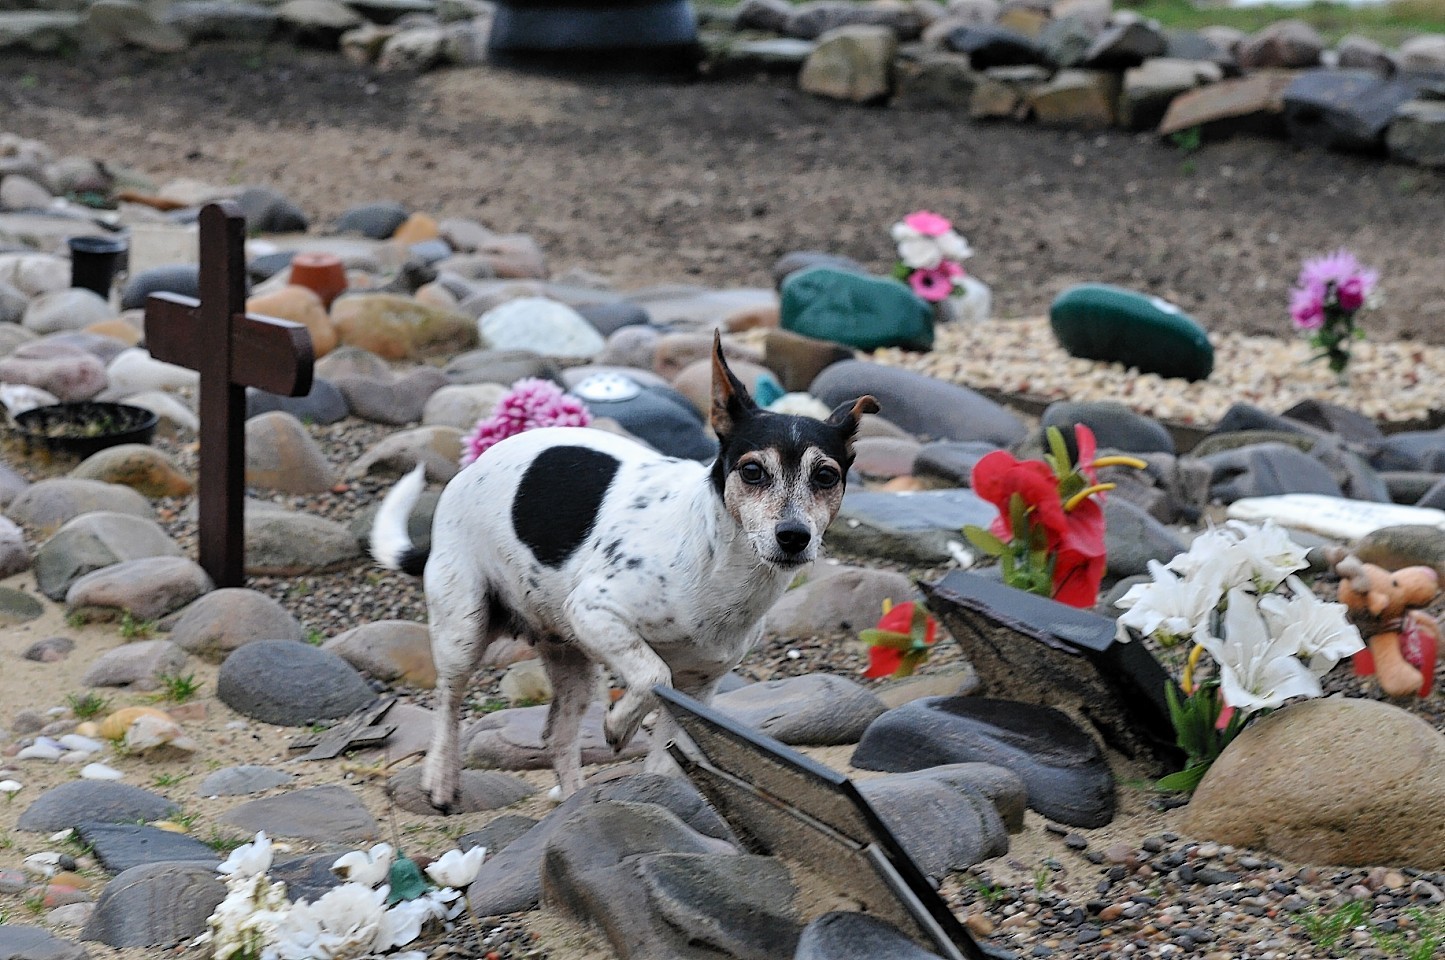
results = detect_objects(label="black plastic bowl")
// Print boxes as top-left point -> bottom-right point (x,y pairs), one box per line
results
14,401 -> 159,459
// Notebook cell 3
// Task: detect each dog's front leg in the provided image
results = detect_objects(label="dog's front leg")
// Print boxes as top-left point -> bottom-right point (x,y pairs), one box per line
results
565,597 -> 671,754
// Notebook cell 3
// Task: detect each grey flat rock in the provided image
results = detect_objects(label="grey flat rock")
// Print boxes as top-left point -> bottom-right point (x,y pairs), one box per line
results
196,764 -> 295,797
828,489 -> 995,564
16,781 -> 180,833
0,925 -> 91,960
219,785 -> 379,844
713,674 -> 886,746
79,861 -> 224,948
216,638 -> 375,726
465,701 -> 648,770
73,822 -> 218,875
386,767 -> 536,816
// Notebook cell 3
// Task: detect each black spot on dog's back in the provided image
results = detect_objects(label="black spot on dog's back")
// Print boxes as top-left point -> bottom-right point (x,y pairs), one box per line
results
513,446 -> 620,568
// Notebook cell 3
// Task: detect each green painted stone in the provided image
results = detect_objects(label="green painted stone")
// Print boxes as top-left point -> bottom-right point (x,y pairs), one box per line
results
780,266 -> 935,352
1049,284 -> 1213,381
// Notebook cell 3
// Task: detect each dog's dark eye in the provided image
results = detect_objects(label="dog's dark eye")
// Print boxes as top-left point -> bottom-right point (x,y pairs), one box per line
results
813,465 -> 841,489
738,462 -> 768,486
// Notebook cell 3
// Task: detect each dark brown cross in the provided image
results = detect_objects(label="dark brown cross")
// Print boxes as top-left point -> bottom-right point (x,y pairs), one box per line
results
144,202 -> 315,588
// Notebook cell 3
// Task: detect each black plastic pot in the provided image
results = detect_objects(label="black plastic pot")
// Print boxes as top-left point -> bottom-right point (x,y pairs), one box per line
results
14,401 -> 159,460
68,234 -> 129,298
488,0 -> 700,71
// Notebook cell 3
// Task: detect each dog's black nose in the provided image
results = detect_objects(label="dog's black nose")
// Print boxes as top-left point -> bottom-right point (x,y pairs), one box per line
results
774,520 -> 811,555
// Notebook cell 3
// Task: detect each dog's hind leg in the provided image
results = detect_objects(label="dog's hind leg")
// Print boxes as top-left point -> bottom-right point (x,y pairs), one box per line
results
422,576 -> 492,813
538,641 -> 598,798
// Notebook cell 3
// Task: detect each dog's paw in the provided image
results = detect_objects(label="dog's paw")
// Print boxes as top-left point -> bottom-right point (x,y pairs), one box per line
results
604,698 -> 647,753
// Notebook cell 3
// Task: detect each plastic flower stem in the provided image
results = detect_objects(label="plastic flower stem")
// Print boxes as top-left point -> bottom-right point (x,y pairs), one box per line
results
1063,483 -> 1115,512
1091,455 -> 1149,470
1181,643 -> 1206,696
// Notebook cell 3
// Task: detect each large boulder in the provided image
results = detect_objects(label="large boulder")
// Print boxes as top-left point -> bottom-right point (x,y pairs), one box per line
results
1186,698 -> 1445,868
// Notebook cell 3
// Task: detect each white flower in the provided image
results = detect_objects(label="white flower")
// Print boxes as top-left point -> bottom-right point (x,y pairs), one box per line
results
330,842 -> 394,888
896,234 -> 943,270
218,832 -> 275,880
1259,577 -> 1363,676
272,882 -> 387,960
424,846 -> 486,889
935,229 -> 973,262
1226,520 -> 1311,591
373,889 -> 460,952
890,221 -> 921,243
1198,588 -> 1322,715
1115,560 -> 1223,643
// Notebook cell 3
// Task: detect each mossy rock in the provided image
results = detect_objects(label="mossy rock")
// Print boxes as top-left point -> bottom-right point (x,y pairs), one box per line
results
1049,284 -> 1213,382
781,266 -> 935,352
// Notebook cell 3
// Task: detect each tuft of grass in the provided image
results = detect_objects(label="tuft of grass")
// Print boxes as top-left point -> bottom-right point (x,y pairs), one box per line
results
65,611 -> 87,629
171,810 -> 199,830
22,893 -> 45,916
66,691 -> 110,720
151,772 -> 188,788
157,672 -> 201,704
472,696 -> 510,714
204,829 -> 246,854
119,611 -> 157,641
963,874 -> 1008,907
1301,899 -> 1369,952
304,629 -> 326,647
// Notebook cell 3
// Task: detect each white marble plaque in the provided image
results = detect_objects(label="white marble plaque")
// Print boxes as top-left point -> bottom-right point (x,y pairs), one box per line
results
126,222 -> 199,277
1227,494 -> 1445,542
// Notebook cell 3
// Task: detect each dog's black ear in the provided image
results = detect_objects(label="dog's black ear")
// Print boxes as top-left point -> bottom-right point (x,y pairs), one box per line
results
710,331 -> 757,437
825,396 -> 880,455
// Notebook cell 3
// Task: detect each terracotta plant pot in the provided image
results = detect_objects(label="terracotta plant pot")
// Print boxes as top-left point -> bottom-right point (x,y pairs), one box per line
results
288,252 -> 348,308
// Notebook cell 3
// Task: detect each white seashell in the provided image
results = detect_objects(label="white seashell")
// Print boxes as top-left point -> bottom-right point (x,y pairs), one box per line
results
17,743 -> 63,762
81,763 -> 124,781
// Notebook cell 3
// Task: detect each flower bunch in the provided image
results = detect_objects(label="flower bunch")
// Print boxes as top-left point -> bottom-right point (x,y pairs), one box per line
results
891,210 -> 973,303
461,378 -> 591,467
965,425 -> 1144,608
1115,520 -> 1363,791
205,832 -> 486,960
1288,248 -> 1380,376
861,599 -> 939,679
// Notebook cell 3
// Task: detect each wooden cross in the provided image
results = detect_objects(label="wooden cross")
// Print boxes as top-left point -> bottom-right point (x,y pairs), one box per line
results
144,202 -> 314,588
287,698 -> 399,761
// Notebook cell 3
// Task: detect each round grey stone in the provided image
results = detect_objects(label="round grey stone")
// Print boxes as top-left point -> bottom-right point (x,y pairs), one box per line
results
795,912 -> 946,960
712,674 -> 886,746
386,767 -> 536,815
16,781 -> 180,832
334,201 -> 409,239
79,861 -> 224,948
33,512 -> 182,601
168,587 -> 306,662
0,925 -> 92,960
7,477 -> 152,530
197,764 -> 295,797
811,360 -> 1026,446
216,639 -> 376,726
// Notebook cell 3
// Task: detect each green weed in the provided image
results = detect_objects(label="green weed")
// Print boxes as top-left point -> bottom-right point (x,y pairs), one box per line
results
158,672 -> 201,703
1301,899 -> 1368,952
204,829 -> 246,854
963,875 -> 1008,907
152,772 -> 188,788
305,629 -> 326,647
66,691 -> 110,720
119,611 -> 157,640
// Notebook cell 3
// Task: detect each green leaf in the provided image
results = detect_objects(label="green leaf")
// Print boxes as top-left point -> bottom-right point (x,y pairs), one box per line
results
857,629 -> 914,651
963,526 -> 1007,556
387,855 -> 430,904
1154,764 -> 1211,794
1008,493 -> 1029,540
896,649 -> 931,678
909,604 -> 931,646
1045,425 -> 1073,480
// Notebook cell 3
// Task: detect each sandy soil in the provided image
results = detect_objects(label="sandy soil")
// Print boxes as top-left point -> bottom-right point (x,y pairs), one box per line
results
1,45 -> 1443,345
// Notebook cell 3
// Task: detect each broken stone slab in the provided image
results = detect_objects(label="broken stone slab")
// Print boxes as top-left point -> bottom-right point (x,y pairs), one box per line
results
1226,493 -> 1445,542
918,569 -> 1181,768
218,785 -> 379,844
1158,70 -> 1297,139
1120,57 -> 1223,131
73,822 -> 218,875
1027,68 -> 1120,127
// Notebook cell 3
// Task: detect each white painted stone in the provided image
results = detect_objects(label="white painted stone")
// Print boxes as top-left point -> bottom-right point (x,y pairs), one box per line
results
1227,494 -> 1445,542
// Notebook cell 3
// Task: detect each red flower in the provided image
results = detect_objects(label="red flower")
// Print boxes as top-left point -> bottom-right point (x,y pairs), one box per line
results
861,601 -> 937,679
969,425 -> 1108,608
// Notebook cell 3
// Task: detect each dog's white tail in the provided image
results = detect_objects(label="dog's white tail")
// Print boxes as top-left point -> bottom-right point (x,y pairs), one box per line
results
370,464 -> 429,576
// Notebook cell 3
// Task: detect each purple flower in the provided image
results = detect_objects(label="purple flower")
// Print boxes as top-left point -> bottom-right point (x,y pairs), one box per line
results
461,378 -> 591,467
1289,286 -> 1325,331
1294,248 -> 1378,313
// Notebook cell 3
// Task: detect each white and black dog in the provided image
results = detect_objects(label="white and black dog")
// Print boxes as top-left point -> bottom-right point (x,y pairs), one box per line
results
371,334 -> 878,811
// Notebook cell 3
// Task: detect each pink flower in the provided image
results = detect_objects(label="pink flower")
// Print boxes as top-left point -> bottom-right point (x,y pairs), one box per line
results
1337,276 -> 1366,311
902,210 -> 952,237
1294,248 -> 1378,313
1289,286 -> 1325,330
461,378 -> 591,467
939,260 -> 965,280
908,266 -> 953,303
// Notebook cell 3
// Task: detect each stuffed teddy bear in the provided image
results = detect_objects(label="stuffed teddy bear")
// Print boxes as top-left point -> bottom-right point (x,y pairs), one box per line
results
1332,553 -> 1441,697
